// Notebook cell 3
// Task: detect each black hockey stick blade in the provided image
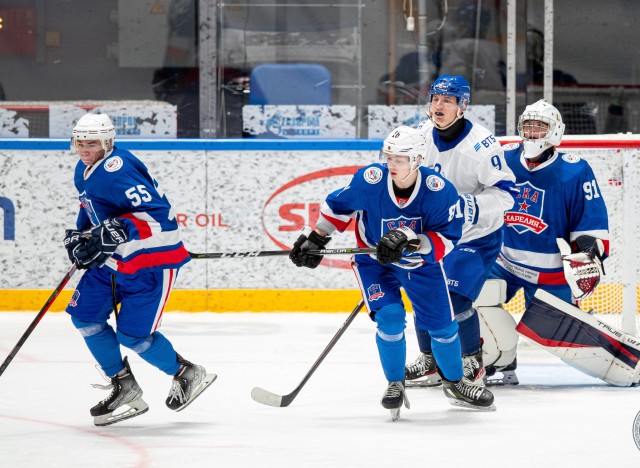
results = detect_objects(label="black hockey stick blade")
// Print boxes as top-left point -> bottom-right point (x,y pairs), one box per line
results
251,299 -> 365,407
189,247 -> 376,259
0,263 -> 78,377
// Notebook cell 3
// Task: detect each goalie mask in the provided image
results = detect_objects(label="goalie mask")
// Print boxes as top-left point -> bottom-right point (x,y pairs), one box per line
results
518,100 -> 565,159
71,113 -> 116,156
380,125 -> 425,176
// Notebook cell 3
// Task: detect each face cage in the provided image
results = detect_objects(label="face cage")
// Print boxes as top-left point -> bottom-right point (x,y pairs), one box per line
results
71,137 -> 114,155
379,150 -> 422,173
518,113 -> 555,141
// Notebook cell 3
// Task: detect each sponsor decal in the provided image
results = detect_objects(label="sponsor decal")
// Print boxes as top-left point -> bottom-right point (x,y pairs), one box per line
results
425,175 -> 445,191
504,181 -> 548,234
104,156 -> 124,172
367,283 -> 385,301
562,154 -> 581,163
364,167 -> 383,184
68,290 -> 80,307
261,166 -> 362,269
502,142 -> 520,151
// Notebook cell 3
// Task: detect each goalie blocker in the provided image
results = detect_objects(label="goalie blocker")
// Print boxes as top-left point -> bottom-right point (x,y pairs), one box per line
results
518,289 -> 640,387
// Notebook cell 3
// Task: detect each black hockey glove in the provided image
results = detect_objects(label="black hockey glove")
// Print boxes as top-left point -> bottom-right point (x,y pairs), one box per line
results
376,226 -> 420,265
63,229 -> 84,264
72,218 -> 129,269
289,226 -> 331,269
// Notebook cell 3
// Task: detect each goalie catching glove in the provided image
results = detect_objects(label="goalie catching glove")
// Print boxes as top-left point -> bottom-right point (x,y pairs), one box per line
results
556,236 -> 605,300
70,218 -> 129,269
289,226 -> 331,269
376,226 -> 421,265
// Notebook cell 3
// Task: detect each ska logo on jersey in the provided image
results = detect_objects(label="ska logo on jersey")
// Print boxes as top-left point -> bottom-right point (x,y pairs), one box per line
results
367,283 -> 385,301
562,154 -> 581,163
79,191 -> 101,226
364,167 -> 383,184
504,181 -> 548,234
104,156 -> 124,172
425,175 -> 445,191
380,216 -> 422,235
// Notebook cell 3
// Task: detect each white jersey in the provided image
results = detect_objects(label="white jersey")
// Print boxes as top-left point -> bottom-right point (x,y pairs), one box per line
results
417,119 -> 516,242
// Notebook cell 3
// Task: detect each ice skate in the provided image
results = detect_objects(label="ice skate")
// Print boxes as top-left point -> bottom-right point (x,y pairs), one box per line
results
166,355 -> 217,411
90,357 -> 149,426
380,381 -> 410,421
485,357 -> 519,386
405,352 -> 442,387
462,346 -> 486,387
442,377 -> 495,411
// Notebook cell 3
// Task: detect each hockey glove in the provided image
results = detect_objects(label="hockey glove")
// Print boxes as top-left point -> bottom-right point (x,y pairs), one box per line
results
72,218 -> 129,269
289,226 -> 331,269
63,229 -> 84,264
376,226 -> 420,265
460,194 -> 479,225
557,237 -> 605,300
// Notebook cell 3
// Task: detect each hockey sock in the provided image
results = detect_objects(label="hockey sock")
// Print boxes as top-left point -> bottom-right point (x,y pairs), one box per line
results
451,293 -> 481,355
375,303 -> 407,382
431,320 -> 463,381
415,324 -> 433,353
117,330 -> 180,375
71,318 -> 123,377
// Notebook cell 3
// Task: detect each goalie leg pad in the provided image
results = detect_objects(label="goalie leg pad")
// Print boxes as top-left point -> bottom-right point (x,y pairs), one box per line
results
517,289 -> 640,386
478,306 -> 519,369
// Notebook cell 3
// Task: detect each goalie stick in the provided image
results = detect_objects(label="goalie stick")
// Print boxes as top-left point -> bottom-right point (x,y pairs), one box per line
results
189,247 -> 376,259
251,299 -> 366,407
0,263 -> 78,377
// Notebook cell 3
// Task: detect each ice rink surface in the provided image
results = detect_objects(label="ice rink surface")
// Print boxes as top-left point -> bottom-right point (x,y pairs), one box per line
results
1,310 -> 639,468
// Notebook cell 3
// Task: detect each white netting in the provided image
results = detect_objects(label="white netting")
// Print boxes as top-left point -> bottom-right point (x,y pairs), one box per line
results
498,137 -> 639,337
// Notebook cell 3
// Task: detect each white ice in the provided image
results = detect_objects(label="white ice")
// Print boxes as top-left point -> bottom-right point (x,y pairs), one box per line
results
1,311 -> 639,468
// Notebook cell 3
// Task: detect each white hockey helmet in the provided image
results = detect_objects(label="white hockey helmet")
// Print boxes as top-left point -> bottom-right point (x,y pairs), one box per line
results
380,125 -> 425,173
517,99 -> 565,159
71,113 -> 116,155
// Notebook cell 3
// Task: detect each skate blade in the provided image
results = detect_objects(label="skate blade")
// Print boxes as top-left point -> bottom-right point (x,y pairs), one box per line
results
390,407 -> 401,421
485,372 -> 519,386
405,378 -> 442,388
93,398 -> 150,426
175,373 -> 217,412
446,398 -> 496,412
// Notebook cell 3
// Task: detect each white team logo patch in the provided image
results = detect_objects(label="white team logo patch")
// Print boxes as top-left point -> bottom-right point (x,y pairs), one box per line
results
104,156 -> 123,172
562,154 -> 581,163
425,175 -> 445,191
364,167 -> 383,184
502,143 -> 520,151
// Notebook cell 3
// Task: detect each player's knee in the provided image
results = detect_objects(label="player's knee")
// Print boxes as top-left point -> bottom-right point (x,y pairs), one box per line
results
430,320 -> 459,343
71,317 -> 107,337
117,329 -> 153,354
375,303 -> 406,338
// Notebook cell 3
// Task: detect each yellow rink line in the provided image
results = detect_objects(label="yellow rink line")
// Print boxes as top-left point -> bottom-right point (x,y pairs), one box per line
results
0,289 -> 371,313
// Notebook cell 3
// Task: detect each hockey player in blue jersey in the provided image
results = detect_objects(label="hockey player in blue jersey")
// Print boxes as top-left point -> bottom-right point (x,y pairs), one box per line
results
491,100 -> 609,306
405,75 -> 517,387
63,113 -> 216,426
289,126 -> 495,419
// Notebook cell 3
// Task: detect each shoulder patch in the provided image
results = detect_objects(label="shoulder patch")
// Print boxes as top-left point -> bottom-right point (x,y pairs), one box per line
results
562,153 -> 581,163
502,143 -> 520,151
104,156 -> 124,172
363,167 -> 383,184
425,174 -> 445,191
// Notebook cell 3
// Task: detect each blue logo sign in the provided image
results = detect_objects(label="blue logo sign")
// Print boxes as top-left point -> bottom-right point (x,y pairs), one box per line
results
0,197 -> 15,241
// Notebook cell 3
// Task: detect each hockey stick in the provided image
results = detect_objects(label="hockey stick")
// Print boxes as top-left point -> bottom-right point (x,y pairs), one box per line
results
0,263 -> 78,377
251,298 -> 366,407
189,247 -> 376,259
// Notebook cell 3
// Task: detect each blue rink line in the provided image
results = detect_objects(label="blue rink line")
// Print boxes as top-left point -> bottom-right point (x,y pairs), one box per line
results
0,139 -> 385,151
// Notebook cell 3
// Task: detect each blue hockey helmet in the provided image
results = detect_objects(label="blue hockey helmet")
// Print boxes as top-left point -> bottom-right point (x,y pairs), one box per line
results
428,75 -> 471,108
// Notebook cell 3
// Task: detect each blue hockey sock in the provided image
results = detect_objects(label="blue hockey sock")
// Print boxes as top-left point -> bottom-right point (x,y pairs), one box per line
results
415,323 -> 433,353
451,292 -> 481,355
117,330 -> 180,375
71,318 -> 123,377
430,320 -> 463,382
374,303 -> 407,382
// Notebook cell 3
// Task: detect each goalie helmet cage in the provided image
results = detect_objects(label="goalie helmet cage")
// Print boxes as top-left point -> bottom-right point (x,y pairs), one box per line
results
497,135 -> 640,337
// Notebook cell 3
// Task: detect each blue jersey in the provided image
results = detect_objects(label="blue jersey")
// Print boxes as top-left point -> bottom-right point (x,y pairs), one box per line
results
73,146 -> 190,275
318,164 -> 462,268
498,144 -> 609,285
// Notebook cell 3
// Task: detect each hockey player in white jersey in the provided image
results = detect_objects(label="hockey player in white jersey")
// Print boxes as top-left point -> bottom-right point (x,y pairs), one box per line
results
405,75 -> 517,387
289,126 -> 495,419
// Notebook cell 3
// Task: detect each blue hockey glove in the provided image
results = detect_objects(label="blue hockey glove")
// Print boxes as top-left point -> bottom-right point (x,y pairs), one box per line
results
460,194 -> 479,225
72,218 -> 128,269
63,229 -> 84,264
